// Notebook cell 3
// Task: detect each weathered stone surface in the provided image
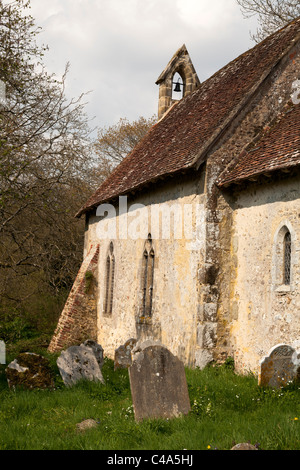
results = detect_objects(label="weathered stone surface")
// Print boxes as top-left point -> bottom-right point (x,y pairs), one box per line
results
76,418 -> 99,432
156,44 -> 200,120
0,340 -> 5,364
114,338 -> 137,370
259,344 -> 300,388
231,443 -> 258,450
129,344 -> 191,421
82,339 -> 104,369
57,344 -> 105,387
6,352 -> 54,390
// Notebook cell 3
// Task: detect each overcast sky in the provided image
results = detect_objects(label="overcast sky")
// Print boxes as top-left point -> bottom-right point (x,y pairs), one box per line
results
28,0 -> 259,134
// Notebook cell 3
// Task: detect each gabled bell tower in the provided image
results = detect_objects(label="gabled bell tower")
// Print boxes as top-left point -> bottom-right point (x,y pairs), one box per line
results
156,44 -> 200,120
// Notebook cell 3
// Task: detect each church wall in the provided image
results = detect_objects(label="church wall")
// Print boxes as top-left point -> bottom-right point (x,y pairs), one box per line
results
85,170 -> 205,366
230,175 -> 300,374
200,39 -> 300,370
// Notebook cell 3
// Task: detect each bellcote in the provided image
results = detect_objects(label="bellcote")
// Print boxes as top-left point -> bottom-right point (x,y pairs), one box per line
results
156,44 -> 200,120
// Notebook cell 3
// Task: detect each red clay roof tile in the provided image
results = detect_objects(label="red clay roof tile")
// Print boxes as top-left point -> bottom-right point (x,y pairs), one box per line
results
217,103 -> 300,187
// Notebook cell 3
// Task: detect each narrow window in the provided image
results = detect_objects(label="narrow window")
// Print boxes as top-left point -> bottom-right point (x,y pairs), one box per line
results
141,234 -> 155,317
104,242 -> 115,314
283,231 -> 291,285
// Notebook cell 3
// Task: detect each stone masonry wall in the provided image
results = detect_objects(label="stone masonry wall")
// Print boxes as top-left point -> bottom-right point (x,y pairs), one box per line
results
85,171 -> 205,366
199,39 -> 300,371
156,45 -> 200,120
230,175 -> 300,374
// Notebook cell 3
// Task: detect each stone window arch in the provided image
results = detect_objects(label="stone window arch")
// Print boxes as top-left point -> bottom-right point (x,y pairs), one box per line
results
104,241 -> 115,314
141,234 -> 155,317
272,221 -> 295,291
172,71 -> 184,100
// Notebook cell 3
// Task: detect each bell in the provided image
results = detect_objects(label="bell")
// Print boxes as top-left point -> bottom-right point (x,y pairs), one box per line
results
173,81 -> 182,92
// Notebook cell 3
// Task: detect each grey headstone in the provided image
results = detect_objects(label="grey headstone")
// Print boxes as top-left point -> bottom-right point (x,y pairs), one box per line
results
57,344 -> 105,387
0,340 -> 5,364
114,338 -> 137,370
259,344 -> 300,388
129,344 -> 191,421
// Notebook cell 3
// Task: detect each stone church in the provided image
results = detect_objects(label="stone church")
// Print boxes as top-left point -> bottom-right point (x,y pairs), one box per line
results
49,18 -> 300,376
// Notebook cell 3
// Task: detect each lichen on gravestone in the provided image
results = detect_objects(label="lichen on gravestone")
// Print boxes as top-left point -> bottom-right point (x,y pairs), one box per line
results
114,338 -> 137,370
5,352 -> 54,390
82,339 -> 104,369
259,344 -> 300,388
129,343 -> 191,421
57,341 -> 105,387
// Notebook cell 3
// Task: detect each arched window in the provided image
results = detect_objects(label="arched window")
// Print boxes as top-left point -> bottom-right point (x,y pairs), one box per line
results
104,242 -> 115,314
283,231 -> 291,285
272,222 -> 294,291
141,234 -> 155,317
172,72 -> 184,100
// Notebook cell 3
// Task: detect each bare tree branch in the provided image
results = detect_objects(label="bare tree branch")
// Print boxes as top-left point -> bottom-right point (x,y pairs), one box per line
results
237,0 -> 300,42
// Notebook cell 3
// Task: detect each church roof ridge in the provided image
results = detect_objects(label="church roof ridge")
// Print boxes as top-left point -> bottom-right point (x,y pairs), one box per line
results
76,17 -> 300,218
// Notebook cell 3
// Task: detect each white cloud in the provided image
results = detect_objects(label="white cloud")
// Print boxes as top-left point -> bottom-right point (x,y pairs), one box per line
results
28,0 -> 259,132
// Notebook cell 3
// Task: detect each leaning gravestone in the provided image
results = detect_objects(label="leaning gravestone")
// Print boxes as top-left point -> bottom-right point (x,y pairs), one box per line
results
57,342 -> 105,387
114,338 -> 137,370
259,344 -> 300,388
6,352 -> 54,390
129,343 -> 191,421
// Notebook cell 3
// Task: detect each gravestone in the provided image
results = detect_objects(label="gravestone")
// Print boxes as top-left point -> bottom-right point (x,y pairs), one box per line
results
129,343 -> 191,421
114,338 -> 137,370
0,340 -> 5,364
259,344 -> 300,388
57,342 -> 105,387
82,339 -> 104,369
6,352 -> 54,390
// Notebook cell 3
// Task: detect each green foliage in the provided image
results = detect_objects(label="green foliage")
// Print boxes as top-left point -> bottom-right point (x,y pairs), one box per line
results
0,312 -> 36,343
0,287 -> 68,353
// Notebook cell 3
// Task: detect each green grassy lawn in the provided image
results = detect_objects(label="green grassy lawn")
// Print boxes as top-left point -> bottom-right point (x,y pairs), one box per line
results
0,354 -> 299,450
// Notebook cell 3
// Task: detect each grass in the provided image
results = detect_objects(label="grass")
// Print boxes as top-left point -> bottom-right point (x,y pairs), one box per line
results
0,353 -> 299,451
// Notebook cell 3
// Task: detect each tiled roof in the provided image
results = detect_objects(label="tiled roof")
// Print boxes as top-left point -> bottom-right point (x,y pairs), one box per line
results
77,18 -> 300,217
217,103 -> 300,187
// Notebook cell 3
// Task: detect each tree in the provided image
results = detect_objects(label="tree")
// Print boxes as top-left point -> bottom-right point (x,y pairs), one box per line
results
0,0 -> 94,332
93,115 -> 157,183
237,0 -> 300,42
0,1 -> 157,342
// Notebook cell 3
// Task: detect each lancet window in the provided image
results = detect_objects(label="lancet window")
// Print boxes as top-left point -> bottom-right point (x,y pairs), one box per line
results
104,242 -> 115,314
141,234 -> 155,317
